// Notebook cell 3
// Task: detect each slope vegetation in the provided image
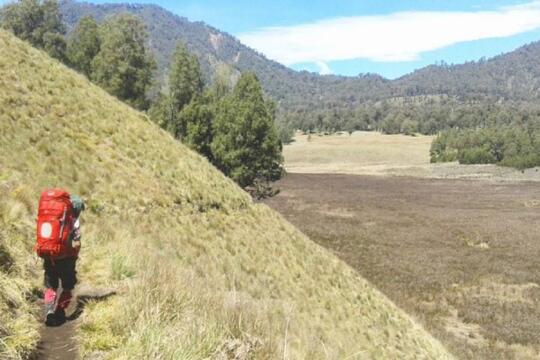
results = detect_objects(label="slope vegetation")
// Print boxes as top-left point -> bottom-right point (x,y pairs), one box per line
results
0,30 -> 452,359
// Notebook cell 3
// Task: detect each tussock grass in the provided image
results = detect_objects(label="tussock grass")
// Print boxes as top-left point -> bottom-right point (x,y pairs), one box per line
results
0,185 -> 40,359
0,30 -> 452,359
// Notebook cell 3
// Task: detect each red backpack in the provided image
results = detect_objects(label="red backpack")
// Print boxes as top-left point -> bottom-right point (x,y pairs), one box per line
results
35,189 -> 76,258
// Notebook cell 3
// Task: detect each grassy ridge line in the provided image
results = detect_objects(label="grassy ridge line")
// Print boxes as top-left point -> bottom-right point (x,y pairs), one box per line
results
0,30 -> 452,359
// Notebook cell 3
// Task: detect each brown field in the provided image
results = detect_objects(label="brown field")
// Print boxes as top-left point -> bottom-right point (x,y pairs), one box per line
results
268,132 -> 540,358
265,174 -> 540,359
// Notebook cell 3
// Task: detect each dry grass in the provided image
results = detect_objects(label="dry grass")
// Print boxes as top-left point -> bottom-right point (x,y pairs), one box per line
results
285,132 -> 433,173
285,132 -> 540,181
265,174 -> 540,359
0,186 -> 41,360
0,30 -> 452,359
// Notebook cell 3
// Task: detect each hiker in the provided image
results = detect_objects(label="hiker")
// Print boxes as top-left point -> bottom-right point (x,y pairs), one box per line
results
35,189 -> 85,326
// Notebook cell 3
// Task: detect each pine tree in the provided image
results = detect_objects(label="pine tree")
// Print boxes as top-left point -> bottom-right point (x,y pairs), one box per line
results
67,16 -> 100,77
148,93 -> 174,132
179,95 -> 214,160
91,14 -> 156,110
210,63 -> 236,100
149,42 -> 203,137
212,73 -> 283,187
169,43 -> 203,113
0,0 -> 66,60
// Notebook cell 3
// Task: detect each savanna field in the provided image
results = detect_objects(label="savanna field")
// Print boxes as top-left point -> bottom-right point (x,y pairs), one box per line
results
0,30 -> 455,359
265,133 -> 540,359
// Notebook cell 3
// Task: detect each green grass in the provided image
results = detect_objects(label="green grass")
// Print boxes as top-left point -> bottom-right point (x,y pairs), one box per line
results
0,30 -> 452,359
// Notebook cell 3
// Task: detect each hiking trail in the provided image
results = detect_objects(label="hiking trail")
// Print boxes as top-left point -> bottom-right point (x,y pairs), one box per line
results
36,288 -> 116,360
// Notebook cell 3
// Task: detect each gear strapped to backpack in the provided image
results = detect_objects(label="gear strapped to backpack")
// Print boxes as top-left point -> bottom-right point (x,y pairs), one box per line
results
35,189 -> 78,259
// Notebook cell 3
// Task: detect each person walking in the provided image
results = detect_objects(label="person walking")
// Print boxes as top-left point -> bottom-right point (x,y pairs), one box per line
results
35,189 -> 85,326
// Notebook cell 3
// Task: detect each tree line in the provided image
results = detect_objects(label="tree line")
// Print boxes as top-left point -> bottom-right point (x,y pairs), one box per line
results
0,0 -> 283,191
431,113 -> 540,169
283,97 -> 540,136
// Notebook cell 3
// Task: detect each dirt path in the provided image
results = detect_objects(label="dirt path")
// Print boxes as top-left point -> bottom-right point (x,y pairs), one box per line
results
37,320 -> 78,360
36,289 -> 116,360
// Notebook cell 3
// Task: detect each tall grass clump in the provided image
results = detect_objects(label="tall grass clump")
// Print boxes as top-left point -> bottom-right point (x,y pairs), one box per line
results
0,30 -> 453,359
0,184 -> 40,359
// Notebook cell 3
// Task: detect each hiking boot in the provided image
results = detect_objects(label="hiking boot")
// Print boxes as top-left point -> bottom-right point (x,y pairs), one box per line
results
55,308 -> 66,324
44,288 -> 57,326
44,302 -> 56,326
57,290 -> 72,311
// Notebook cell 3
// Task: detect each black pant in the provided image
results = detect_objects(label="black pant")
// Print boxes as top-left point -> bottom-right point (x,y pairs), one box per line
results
43,257 -> 78,291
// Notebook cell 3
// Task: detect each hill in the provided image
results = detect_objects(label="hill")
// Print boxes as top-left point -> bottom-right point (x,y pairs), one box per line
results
395,41 -> 540,101
57,0 -> 540,103
58,0 -> 390,108
57,0 -> 540,134
0,30 -> 453,358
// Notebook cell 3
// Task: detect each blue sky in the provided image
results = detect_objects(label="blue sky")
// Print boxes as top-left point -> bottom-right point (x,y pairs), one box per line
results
3,0 -> 540,78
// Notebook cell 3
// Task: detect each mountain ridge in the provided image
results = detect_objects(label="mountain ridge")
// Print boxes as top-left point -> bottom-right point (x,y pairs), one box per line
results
57,0 -> 540,136
59,0 -> 540,103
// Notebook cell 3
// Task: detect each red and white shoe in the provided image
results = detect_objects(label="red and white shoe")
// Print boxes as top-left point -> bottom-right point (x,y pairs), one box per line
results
44,288 -> 57,326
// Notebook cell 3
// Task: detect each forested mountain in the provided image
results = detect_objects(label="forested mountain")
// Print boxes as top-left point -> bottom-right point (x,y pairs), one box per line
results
59,0 -> 540,133
396,43 -> 540,101
59,0 -> 380,109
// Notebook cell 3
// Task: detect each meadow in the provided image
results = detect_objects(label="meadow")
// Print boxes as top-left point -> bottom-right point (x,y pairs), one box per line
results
266,133 -> 540,359
285,132 -> 540,181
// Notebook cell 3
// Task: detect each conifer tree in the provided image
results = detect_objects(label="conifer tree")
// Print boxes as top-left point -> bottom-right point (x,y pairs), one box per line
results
0,0 -> 66,60
67,16 -> 100,77
150,42 -> 203,137
179,95 -> 214,160
91,14 -> 156,110
212,73 -> 283,187
169,43 -> 203,114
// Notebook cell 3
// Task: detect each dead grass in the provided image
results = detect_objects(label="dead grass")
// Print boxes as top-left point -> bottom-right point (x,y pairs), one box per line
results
265,174 -> 540,359
0,30 -> 452,359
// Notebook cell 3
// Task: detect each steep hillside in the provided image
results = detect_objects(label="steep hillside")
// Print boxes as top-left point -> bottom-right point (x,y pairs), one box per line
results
0,30 -> 452,359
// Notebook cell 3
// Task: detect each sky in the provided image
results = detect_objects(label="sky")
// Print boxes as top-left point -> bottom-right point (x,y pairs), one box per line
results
4,0 -> 540,78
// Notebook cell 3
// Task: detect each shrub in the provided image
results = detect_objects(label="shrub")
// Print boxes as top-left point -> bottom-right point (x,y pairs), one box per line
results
458,147 -> 496,164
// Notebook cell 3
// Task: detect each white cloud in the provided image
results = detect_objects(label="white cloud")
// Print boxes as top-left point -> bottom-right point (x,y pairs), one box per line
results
238,1 -> 540,67
315,61 -> 332,75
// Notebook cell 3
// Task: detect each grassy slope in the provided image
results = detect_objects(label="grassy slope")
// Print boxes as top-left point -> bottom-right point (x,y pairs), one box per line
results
0,30 -> 452,359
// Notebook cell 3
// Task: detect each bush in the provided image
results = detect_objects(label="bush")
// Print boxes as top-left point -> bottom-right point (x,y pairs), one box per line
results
401,119 -> 419,136
277,123 -> 294,145
500,154 -> 540,170
380,115 -> 402,134
458,147 -> 496,164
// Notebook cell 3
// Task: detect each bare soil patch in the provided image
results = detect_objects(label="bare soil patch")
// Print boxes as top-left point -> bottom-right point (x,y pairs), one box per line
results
264,174 -> 540,359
